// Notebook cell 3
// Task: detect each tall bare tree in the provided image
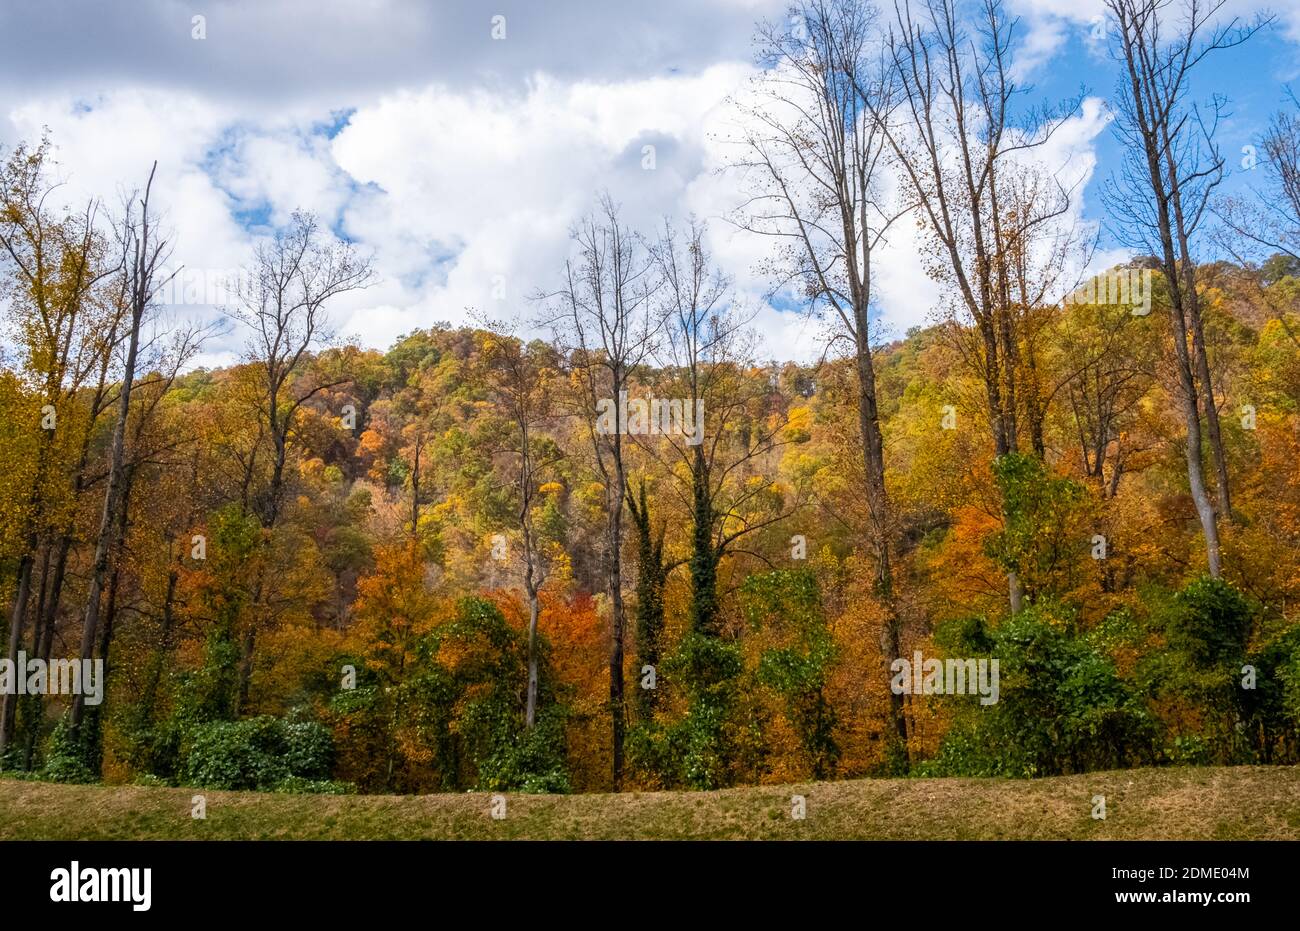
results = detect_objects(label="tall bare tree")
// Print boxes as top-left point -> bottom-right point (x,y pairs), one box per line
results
230,210 -> 373,709
234,211 -> 374,528
70,162 -> 175,736
78,317 -> 209,769
1104,0 -> 1268,577
648,219 -> 799,636
729,0 -> 912,749
1216,94 -> 1300,263
1215,93 -> 1300,354
544,194 -> 659,788
871,0 -> 1082,610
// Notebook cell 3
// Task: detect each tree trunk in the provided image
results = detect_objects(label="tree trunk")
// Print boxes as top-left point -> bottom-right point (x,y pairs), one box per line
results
237,625 -> 257,715
1114,4 -> 1223,577
139,561 -> 179,727
524,579 -> 540,729
687,451 -> 721,637
71,313 -> 142,734
85,555 -> 123,776
608,474 -> 627,789
522,490 -> 541,730
629,483 -> 665,720
1163,122 -> 1232,522
851,325 -> 909,758
0,553 -> 35,760
410,437 -> 422,536
1186,282 -> 1232,519
1162,246 -> 1222,579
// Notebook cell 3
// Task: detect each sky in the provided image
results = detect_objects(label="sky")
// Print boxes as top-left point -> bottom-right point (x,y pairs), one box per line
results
1,0 -> 1298,368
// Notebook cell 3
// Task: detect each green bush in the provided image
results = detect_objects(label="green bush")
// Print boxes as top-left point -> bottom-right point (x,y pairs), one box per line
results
631,632 -> 746,790
180,716 -> 334,791
923,608 -> 1156,777
1141,577 -> 1258,763
282,720 -> 335,780
1165,577 -> 1253,666
39,720 -> 96,784
471,704 -> 571,794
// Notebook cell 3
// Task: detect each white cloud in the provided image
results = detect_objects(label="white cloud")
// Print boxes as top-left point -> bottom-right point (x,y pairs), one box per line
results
210,128 -> 354,230
0,65 -> 1112,363
7,0 -> 1273,366
5,90 -> 250,346
327,65 -> 785,352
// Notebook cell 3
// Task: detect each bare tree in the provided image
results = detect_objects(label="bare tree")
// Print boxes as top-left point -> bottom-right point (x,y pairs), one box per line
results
872,0 -> 1082,609
986,168 -> 1094,459
1104,0 -> 1268,576
1216,93 -> 1300,263
728,0 -> 911,749
543,194 -> 659,788
229,210 -> 374,709
77,315 -> 210,769
631,219 -> 801,784
1215,93 -> 1300,354
233,210 -> 374,527
647,219 -> 801,643
70,162 -> 176,736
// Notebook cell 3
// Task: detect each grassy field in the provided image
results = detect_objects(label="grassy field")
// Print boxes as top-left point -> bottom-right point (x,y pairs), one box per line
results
2,766 -> 1298,840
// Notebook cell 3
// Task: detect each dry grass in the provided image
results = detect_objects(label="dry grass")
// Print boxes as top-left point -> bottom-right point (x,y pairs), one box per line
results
2,765 -> 1298,840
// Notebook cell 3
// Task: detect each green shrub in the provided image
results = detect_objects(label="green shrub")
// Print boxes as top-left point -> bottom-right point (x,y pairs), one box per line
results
180,716 -> 334,791
1165,577 -> 1253,666
282,721 -> 334,781
924,608 -> 1156,777
1238,626 -> 1300,763
1141,577 -> 1258,763
39,720 -> 96,784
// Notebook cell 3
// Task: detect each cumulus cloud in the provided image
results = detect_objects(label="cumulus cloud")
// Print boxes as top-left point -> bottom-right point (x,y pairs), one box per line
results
325,64 -> 767,350
0,0 -> 788,105
2,0 -> 1287,365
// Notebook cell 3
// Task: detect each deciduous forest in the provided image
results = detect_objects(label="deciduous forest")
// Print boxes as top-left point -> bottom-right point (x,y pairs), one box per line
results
2,0 -> 1298,799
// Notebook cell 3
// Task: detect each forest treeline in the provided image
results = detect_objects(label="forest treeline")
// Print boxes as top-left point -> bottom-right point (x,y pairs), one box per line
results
2,0 -> 1300,794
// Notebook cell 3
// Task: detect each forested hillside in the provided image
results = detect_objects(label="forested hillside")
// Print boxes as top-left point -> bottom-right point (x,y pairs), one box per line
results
2,0 -> 1299,798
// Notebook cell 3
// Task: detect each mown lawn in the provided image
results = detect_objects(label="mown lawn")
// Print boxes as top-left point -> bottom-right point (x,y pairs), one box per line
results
2,766 -> 1298,840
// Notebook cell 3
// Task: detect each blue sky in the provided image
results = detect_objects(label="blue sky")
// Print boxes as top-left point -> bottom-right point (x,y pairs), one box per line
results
1029,7 -> 1299,252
